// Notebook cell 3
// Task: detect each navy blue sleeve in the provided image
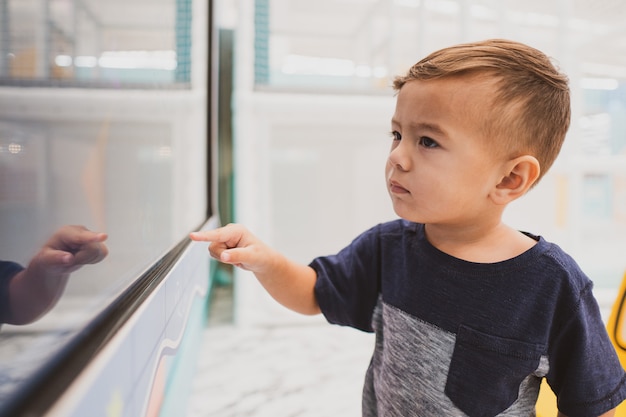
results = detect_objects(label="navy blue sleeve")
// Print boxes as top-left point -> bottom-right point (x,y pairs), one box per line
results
0,261 -> 24,324
548,281 -> 626,417
310,225 -> 382,332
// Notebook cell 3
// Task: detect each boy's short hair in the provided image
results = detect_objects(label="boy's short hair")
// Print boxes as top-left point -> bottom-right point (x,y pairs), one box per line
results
393,39 -> 571,182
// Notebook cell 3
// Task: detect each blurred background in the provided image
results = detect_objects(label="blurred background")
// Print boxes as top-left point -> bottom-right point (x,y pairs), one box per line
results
2,0 -> 626,414
224,0 -> 626,324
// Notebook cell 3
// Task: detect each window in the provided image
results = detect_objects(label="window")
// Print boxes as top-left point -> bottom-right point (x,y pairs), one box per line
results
0,0 -> 210,409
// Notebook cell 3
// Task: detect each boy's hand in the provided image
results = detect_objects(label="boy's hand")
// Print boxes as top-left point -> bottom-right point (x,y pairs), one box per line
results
189,224 -> 273,273
190,224 -> 320,315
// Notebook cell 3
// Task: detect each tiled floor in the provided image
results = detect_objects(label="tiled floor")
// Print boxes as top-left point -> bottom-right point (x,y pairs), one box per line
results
187,286 -> 375,417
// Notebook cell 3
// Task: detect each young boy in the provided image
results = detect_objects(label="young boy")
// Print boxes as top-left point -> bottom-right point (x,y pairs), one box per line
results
191,39 -> 626,417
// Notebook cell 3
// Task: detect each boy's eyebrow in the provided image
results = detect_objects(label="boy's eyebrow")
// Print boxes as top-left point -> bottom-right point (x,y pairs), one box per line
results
391,119 -> 448,137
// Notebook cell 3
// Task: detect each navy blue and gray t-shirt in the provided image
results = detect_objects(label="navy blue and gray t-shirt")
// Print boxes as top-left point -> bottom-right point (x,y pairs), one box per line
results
310,220 -> 626,417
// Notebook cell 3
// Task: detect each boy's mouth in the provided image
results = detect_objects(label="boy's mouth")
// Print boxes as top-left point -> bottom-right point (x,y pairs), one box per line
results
389,180 -> 410,194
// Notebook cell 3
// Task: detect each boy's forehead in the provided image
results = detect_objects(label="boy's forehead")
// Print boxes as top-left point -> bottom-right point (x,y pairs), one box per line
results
394,77 -> 499,117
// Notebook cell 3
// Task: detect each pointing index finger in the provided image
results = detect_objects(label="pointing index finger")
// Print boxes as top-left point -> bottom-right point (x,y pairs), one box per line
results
190,231 -> 210,242
190,224 -> 248,248
189,228 -> 227,242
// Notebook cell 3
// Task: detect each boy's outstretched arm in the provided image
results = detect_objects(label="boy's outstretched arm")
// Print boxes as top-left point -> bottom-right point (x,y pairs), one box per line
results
190,224 -> 321,315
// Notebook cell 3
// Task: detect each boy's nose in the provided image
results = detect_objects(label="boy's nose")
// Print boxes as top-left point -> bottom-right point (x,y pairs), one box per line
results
388,143 -> 411,172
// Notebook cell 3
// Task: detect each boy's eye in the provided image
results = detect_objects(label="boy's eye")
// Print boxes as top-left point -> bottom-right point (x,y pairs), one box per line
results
419,136 -> 438,148
390,131 -> 401,141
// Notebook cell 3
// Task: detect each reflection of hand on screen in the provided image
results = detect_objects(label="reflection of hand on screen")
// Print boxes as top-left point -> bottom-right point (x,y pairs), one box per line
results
4,225 -> 108,325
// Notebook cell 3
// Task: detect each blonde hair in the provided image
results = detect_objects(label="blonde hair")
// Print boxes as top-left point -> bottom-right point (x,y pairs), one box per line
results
393,39 -> 571,182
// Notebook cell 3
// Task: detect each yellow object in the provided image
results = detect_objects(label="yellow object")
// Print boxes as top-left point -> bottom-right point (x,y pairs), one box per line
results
536,271 -> 626,416
607,272 -> 626,369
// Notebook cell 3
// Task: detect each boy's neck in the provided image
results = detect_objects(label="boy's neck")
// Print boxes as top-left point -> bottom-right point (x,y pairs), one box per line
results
423,222 -> 537,264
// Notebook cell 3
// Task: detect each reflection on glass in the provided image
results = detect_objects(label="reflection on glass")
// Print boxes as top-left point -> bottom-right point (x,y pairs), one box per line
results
0,0 -> 206,408
0,225 -> 108,325
0,115 -> 180,405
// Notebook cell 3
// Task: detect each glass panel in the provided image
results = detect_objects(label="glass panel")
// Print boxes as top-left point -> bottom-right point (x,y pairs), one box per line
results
0,0 -> 207,406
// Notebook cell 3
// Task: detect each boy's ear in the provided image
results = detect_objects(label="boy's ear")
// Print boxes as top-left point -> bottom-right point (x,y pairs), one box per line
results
491,155 -> 541,205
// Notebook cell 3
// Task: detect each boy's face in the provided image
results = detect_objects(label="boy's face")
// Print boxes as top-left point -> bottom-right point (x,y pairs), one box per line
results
386,77 -> 509,227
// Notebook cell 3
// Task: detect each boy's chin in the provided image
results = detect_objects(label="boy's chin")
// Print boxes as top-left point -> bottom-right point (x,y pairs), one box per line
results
391,207 -> 421,224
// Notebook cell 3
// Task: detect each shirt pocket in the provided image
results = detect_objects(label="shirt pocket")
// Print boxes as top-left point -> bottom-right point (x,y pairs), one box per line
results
444,324 -> 545,417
